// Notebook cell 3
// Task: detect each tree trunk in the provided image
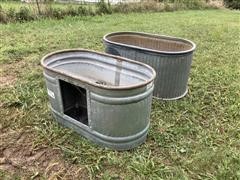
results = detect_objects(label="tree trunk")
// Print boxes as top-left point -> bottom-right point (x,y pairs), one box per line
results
36,0 -> 41,15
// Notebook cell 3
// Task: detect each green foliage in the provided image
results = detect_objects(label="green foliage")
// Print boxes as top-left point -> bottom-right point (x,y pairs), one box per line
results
7,7 -> 16,20
177,0 -> 207,9
66,5 -> 79,16
224,0 -> 240,9
77,6 -> 89,16
113,1 -> 164,13
113,0 -> 209,13
44,6 -> 95,19
87,6 -> 97,16
15,7 -> 34,22
0,0 -> 220,24
0,5 -> 8,24
0,4 -> 97,23
47,7 -> 66,19
0,0 -> 19,1
96,0 -> 112,15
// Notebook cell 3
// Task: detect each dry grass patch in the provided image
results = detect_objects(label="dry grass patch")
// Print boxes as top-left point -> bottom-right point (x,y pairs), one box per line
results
0,127 -> 89,179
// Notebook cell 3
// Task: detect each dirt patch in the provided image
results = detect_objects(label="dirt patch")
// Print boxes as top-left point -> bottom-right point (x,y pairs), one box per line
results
0,127 -> 89,179
0,60 -> 28,88
0,76 -> 17,88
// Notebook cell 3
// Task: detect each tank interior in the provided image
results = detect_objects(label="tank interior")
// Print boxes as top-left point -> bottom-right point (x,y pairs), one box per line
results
52,59 -> 150,87
107,34 -> 193,52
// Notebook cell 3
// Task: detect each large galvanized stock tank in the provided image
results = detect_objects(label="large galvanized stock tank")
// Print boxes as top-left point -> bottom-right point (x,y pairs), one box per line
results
41,49 -> 156,150
103,32 -> 196,100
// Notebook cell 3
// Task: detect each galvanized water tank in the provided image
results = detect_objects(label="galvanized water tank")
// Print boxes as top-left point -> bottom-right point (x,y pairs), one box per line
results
41,49 -> 156,150
103,32 -> 196,100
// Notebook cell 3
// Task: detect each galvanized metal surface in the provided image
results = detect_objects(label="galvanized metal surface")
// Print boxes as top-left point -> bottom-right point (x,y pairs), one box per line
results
103,32 -> 196,100
41,49 -> 156,150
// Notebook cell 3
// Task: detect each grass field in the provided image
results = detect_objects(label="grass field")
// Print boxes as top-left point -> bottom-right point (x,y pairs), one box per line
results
0,9 -> 240,179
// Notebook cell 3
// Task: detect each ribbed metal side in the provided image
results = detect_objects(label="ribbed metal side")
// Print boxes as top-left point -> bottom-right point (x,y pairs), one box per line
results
103,32 -> 196,100
89,86 -> 153,138
105,46 -> 193,99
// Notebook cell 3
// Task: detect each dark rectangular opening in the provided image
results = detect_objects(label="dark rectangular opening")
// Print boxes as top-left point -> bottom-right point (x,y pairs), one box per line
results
59,80 -> 88,126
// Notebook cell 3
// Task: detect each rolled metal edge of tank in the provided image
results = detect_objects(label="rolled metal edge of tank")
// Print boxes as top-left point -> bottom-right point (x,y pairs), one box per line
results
40,48 -> 156,90
103,31 -> 196,55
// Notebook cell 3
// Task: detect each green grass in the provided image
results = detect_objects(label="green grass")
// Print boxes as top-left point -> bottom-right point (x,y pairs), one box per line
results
0,1 -> 94,9
0,9 -> 240,179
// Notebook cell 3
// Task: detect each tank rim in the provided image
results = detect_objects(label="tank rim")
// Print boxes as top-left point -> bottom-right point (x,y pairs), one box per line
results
41,48 -> 156,90
103,31 -> 196,55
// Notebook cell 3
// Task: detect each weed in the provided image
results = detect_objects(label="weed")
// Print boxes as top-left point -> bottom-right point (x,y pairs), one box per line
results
15,7 -> 34,22
0,5 -> 8,23
77,6 -> 89,16
224,0 -> 240,9
96,0 -> 112,15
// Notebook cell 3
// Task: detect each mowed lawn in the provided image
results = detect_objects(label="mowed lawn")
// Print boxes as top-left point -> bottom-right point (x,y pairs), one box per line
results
0,10 -> 240,179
